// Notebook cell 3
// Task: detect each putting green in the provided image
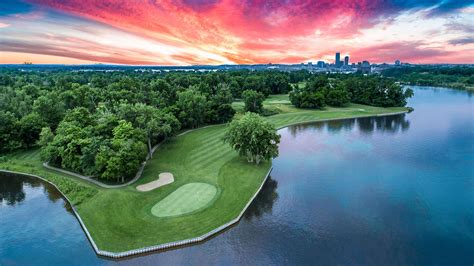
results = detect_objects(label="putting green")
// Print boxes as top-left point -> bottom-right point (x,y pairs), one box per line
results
151,183 -> 217,217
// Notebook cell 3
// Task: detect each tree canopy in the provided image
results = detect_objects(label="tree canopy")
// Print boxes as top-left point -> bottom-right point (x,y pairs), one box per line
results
242,90 -> 265,114
0,67 -> 418,182
224,112 -> 280,164
290,75 -> 412,109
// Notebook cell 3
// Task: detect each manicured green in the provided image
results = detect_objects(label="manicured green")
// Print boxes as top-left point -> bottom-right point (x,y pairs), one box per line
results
151,183 -> 218,217
0,94 -> 408,252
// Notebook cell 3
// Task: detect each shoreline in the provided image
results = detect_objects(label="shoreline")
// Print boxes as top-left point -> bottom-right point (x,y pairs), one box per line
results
0,109 -> 409,258
0,167 -> 273,259
275,110 -> 408,130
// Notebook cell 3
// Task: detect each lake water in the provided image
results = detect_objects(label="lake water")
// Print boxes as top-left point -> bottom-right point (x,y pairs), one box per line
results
1,87 -> 473,265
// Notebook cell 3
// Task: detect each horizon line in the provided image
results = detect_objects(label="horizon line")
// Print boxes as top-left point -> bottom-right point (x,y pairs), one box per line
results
1,63 -> 473,67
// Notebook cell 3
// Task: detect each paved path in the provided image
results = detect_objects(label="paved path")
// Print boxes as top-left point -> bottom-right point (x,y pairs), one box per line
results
42,141 -> 165,189
43,162 -> 146,189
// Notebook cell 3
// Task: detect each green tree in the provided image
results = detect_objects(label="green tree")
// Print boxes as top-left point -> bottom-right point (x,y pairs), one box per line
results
243,75 -> 269,95
207,83 -> 235,123
0,111 -> 20,153
95,120 -> 147,182
176,89 -> 208,128
289,76 -> 329,109
290,89 -> 326,109
33,92 -> 65,129
18,112 -> 47,148
266,73 -> 291,94
116,103 -> 180,156
325,84 -> 351,107
149,79 -> 176,107
38,127 -> 54,147
223,112 -> 280,164
242,90 -> 265,114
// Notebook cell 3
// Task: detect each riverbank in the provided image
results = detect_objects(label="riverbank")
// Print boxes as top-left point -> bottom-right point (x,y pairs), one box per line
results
0,100 -> 408,256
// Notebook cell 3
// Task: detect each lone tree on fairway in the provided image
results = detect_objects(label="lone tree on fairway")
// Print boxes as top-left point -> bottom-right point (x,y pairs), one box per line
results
242,89 -> 265,114
224,112 -> 280,164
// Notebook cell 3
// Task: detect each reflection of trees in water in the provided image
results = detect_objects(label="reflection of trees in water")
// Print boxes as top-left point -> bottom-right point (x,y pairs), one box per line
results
287,118 -> 357,136
326,118 -> 356,133
244,177 -> 278,220
0,176 -> 25,205
287,114 -> 410,137
43,184 -> 74,214
288,121 -> 325,137
0,173 -> 40,206
357,114 -> 410,135
43,183 -> 63,203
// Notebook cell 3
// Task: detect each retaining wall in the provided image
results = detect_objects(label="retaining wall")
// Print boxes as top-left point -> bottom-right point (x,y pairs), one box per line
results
2,110 -> 409,258
0,167 -> 273,258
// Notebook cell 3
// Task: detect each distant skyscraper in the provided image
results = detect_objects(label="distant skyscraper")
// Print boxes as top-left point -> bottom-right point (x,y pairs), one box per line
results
317,61 -> 325,68
344,56 -> 349,66
395,59 -> 401,65
359,60 -> 371,73
335,52 -> 341,67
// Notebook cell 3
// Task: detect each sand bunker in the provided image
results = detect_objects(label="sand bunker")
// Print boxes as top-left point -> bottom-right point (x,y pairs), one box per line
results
136,172 -> 174,192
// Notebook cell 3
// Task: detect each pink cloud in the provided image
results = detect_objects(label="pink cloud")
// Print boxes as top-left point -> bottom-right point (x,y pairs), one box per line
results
1,0 -> 470,64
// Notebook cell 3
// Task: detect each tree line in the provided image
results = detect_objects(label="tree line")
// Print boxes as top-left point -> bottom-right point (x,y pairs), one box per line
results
0,70 -> 295,182
382,66 -> 474,91
1,69 -> 415,181
289,75 -> 414,109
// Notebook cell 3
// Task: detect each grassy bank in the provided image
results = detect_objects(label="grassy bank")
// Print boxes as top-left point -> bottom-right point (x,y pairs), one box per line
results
0,95 -> 407,252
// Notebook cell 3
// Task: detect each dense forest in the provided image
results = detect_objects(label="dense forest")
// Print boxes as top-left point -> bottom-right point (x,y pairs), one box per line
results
0,69 -> 411,182
382,66 -> 474,91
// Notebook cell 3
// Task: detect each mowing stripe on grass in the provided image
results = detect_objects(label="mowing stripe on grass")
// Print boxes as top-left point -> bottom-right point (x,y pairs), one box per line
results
195,130 -> 226,143
191,149 -> 235,172
151,183 -> 217,218
189,145 -> 231,166
188,139 -> 227,160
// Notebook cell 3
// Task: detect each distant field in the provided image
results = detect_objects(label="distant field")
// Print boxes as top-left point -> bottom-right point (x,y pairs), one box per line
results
0,94 -> 407,252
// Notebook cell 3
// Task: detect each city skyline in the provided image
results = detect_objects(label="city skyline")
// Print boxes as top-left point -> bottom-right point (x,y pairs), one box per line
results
1,0 -> 474,65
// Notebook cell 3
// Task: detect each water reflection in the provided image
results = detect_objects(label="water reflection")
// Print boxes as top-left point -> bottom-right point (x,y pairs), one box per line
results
244,177 -> 279,220
0,173 -> 40,206
0,173 -> 71,212
287,114 -> 410,136
326,118 -> 356,133
43,182 -> 64,203
358,114 -> 410,135
1,87 -> 472,265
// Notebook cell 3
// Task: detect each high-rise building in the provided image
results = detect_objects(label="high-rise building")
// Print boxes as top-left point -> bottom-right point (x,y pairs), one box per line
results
344,56 -> 349,66
395,59 -> 401,65
317,61 -> 325,68
335,52 -> 341,67
358,60 -> 371,73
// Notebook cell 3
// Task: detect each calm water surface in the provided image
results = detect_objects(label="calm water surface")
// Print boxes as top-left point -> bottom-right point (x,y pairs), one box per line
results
1,87 -> 473,265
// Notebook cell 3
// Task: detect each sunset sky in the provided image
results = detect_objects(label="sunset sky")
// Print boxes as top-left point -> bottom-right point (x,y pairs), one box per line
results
1,0 -> 473,65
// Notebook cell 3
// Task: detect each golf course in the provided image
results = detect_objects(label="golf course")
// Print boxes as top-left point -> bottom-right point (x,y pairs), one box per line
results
0,95 -> 408,253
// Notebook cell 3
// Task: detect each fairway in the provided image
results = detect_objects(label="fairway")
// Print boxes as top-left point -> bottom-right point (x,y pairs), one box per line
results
151,183 -> 218,217
0,95 -> 408,252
